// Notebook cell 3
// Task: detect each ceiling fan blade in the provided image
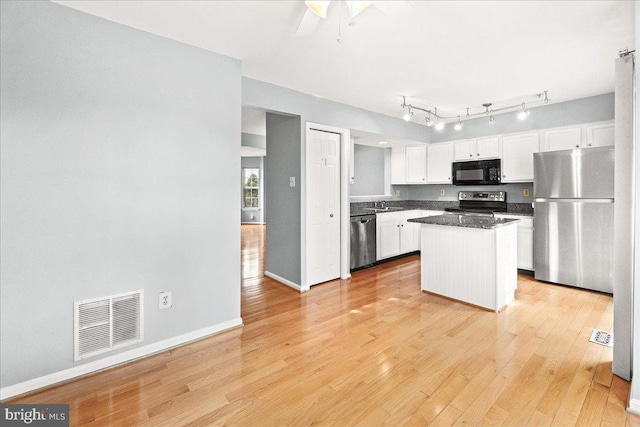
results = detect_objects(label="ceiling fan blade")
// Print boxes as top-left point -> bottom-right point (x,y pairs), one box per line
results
372,0 -> 413,15
296,8 -> 322,36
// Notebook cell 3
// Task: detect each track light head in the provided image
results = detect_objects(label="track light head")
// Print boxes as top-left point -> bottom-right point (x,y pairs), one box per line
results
403,109 -> 413,122
454,116 -> 462,131
517,102 -> 529,120
435,121 -> 445,131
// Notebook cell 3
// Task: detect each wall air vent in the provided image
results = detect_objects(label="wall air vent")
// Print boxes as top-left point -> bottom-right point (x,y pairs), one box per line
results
74,290 -> 144,361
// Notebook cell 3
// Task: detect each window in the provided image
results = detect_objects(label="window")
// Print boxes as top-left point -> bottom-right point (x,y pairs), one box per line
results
243,168 -> 259,209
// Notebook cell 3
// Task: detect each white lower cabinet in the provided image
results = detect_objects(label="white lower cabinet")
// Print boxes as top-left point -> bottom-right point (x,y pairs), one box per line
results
376,210 -> 425,260
377,212 -> 402,260
495,214 -> 534,270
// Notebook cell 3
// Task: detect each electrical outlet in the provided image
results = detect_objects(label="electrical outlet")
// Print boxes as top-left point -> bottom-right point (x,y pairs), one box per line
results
159,291 -> 172,310
440,189 -> 446,196
523,188 -> 531,197
395,189 -> 401,197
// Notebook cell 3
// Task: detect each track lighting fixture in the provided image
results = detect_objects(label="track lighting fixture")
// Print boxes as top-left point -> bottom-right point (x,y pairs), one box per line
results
400,91 -> 548,129
517,102 -> 530,120
425,115 -> 433,127
454,116 -> 462,131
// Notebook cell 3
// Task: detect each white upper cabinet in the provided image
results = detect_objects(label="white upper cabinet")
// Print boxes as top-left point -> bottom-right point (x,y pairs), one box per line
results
391,145 -> 427,185
543,127 -> 582,152
349,138 -> 355,184
427,142 -> 454,184
501,132 -> 539,182
476,137 -> 501,159
453,139 -> 476,161
542,122 -> 614,152
587,122 -> 615,148
454,137 -> 501,161
405,145 -> 427,183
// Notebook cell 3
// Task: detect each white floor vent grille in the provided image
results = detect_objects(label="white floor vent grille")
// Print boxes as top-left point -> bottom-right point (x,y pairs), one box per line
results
589,328 -> 613,348
74,290 -> 144,361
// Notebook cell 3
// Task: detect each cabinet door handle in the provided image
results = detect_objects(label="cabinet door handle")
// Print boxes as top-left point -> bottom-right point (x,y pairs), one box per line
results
330,214 -> 334,217
469,154 -> 473,157
477,153 -> 480,156
575,144 -> 579,148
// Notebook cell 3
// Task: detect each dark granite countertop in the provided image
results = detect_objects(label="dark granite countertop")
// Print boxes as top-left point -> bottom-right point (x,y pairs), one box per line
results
407,214 -> 520,229
350,200 -> 533,217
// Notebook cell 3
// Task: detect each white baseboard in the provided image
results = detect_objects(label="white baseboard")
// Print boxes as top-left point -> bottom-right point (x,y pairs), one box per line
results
629,397 -> 640,416
264,271 -> 303,292
0,317 -> 243,401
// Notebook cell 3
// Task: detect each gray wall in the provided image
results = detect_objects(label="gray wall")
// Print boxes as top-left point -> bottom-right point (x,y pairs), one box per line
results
241,157 -> 264,223
265,113 -> 301,283
243,79 -> 431,143
352,145 -> 387,196
0,1 -> 241,388
431,93 -> 614,143
242,132 -> 266,150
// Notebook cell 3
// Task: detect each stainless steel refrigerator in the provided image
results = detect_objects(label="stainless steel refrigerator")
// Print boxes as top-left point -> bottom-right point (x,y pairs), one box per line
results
533,147 -> 614,293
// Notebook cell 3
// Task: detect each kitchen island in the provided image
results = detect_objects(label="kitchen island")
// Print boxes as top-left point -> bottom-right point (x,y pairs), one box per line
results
408,214 -> 520,312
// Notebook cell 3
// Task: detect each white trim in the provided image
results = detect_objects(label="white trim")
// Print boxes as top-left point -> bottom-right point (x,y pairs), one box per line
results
0,317 -> 243,401
629,398 -> 640,416
265,270 -> 304,292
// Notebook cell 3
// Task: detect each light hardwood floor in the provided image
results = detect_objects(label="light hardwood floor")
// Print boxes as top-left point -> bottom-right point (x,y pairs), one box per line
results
7,224 -> 640,426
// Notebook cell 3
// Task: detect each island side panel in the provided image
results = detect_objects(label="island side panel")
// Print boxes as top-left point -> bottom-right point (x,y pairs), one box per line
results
419,224 -> 499,310
494,224 -> 518,309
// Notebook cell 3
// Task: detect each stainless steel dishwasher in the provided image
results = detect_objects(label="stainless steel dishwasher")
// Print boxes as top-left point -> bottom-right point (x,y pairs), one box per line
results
350,214 -> 376,270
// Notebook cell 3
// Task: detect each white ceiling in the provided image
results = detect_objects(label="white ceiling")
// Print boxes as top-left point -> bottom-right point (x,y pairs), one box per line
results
55,1 -> 634,123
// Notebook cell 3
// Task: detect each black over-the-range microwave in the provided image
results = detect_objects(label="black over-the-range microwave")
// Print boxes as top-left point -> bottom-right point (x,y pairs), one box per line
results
452,158 -> 502,185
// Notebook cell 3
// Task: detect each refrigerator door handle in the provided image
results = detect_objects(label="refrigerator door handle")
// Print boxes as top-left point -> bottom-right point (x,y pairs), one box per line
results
534,198 -> 614,203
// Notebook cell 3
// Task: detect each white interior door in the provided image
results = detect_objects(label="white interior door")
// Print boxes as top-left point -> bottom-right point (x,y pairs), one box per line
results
307,129 -> 341,286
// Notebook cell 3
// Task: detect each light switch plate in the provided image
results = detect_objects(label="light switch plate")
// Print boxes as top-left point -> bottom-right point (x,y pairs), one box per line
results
289,177 -> 296,187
